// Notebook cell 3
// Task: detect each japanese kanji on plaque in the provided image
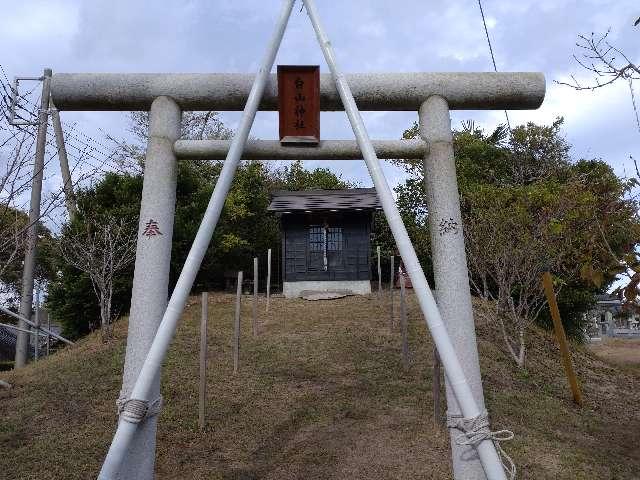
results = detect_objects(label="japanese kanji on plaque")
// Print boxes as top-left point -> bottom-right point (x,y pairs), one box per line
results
277,65 -> 320,145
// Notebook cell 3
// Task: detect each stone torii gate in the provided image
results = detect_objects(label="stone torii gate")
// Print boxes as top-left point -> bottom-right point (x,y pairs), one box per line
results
50,8 -> 544,480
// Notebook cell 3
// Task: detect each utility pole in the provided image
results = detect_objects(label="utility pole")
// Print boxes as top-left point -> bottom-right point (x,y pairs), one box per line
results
50,99 -> 77,221
15,69 -> 52,368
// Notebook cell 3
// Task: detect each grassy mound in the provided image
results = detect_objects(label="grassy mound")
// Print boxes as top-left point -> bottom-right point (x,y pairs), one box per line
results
1,293 -> 639,479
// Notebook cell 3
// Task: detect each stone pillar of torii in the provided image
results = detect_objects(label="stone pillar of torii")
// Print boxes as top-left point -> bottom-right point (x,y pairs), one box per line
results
46,1 -> 544,478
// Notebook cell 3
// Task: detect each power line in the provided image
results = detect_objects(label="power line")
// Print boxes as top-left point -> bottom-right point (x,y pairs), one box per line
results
0,66 -> 130,177
477,0 -> 512,132
628,78 -> 640,135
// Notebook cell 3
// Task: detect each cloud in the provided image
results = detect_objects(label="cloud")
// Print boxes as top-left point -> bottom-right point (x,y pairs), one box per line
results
2,0 -> 638,189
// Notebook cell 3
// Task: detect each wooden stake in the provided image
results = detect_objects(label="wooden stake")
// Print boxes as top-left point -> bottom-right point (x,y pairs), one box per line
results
253,257 -> 258,337
542,271 -> 583,406
34,290 -> 40,361
233,271 -> 243,374
377,246 -> 382,299
400,272 -> 409,370
198,292 -> 208,431
433,347 -> 442,426
389,255 -> 395,329
266,249 -> 271,312
46,308 -> 50,356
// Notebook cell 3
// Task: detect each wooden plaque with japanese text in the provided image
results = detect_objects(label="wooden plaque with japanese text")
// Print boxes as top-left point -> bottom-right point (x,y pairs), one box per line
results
278,65 -> 320,145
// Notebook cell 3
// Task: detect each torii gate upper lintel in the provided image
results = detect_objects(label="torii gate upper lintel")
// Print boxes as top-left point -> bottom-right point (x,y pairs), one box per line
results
50,71 -> 544,112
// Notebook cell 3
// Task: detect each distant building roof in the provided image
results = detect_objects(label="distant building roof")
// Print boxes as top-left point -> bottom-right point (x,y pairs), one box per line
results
268,188 -> 382,212
595,294 -> 621,304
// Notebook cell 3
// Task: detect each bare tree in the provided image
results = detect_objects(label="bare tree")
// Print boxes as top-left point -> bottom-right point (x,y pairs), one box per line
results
59,216 -> 137,339
557,29 -> 639,91
556,22 -> 640,133
556,19 -> 640,312
0,132 -> 37,296
0,129 -> 85,301
107,110 -> 233,174
464,199 -> 557,367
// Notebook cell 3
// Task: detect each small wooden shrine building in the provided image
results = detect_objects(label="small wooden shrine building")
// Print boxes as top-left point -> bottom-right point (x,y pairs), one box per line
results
268,188 -> 381,298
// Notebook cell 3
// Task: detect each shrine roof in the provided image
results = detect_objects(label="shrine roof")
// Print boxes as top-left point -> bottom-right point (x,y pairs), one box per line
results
268,188 -> 381,212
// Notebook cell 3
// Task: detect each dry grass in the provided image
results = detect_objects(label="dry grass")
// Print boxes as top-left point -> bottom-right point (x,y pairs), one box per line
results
1,292 -> 639,479
589,338 -> 640,369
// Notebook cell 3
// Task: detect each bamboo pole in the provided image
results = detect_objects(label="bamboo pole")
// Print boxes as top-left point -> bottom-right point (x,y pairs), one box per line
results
233,271 -> 243,374
542,271 -> 583,406
198,292 -> 208,431
400,272 -> 409,370
253,257 -> 258,337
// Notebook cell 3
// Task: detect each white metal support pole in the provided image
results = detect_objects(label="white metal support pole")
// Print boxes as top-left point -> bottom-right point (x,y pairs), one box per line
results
98,2 -> 296,477
118,96 -> 181,480
303,1 -> 508,478
15,68 -> 52,369
420,95 -> 489,480
50,100 -> 77,221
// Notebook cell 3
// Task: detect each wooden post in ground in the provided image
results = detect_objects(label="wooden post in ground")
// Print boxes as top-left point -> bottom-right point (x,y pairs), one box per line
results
199,292 -> 208,431
34,290 -> 40,361
233,271 -> 243,374
253,257 -> 258,337
433,348 -> 442,426
377,246 -> 382,299
399,272 -> 409,370
542,271 -> 583,406
389,255 -> 395,329
46,308 -> 50,356
266,249 -> 271,312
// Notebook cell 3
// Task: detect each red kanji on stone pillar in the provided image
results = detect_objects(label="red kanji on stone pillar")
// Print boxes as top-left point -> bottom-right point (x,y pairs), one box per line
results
142,219 -> 163,237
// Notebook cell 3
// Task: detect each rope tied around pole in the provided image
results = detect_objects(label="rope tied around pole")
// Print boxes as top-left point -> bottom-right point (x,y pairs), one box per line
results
447,410 -> 517,479
116,395 -> 163,424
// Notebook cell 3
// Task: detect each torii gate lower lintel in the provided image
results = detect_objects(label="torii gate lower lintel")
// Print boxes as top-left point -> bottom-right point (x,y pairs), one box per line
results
48,2 -> 544,479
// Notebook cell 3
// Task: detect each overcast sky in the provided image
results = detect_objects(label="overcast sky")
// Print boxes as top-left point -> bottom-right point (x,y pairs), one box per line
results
1,0 -> 639,190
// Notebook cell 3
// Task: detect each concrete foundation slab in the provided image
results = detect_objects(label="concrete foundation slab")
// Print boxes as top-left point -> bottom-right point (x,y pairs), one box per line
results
283,280 -> 371,298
